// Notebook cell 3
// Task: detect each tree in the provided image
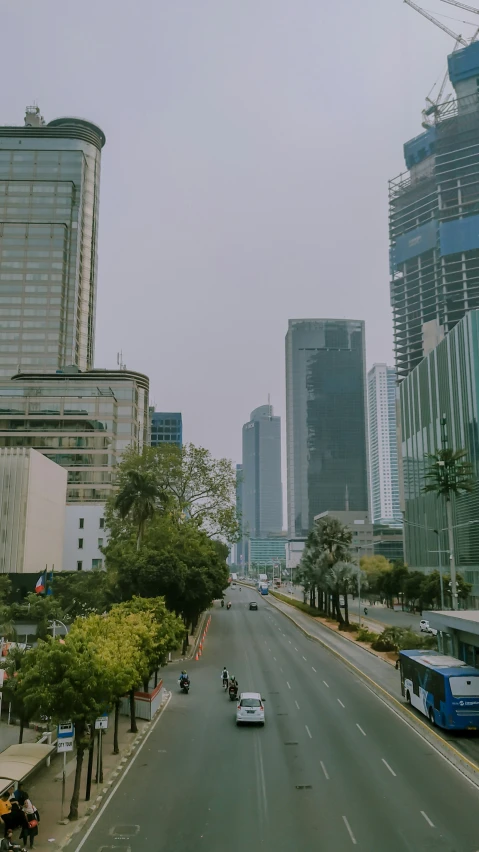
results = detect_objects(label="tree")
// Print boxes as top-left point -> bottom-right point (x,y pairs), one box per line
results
115,444 -> 239,542
16,636 -> 115,820
302,517 -> 354,621
115,468 -> 165,549
326,561 -> 356,626
359,555 -> 392,604
51,569 -> 111,618
3,647 -> 28,743
423,414 -> 475,610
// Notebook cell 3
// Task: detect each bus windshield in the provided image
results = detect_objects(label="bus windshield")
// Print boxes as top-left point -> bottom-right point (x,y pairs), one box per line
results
449,676 -> 479,698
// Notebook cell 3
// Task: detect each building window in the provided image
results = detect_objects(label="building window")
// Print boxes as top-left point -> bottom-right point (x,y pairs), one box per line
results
79,518 -> 84,529
99,517 -> 105,529
98,538 -> 104,548
92,558 -> 102,570
77,561 -> 83,571
78,538 -> 83,549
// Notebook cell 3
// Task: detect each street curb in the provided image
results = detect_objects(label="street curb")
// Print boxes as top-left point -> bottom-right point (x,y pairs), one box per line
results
59,691 -> 172,850
265,592 -> 479,789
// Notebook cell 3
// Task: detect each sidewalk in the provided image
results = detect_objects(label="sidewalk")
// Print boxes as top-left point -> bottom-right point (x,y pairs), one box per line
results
3,688 -> 169,852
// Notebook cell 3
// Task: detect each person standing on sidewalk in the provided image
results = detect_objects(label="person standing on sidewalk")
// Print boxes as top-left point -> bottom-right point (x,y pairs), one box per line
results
19,801 -> 38,849
0,794 -> 12,836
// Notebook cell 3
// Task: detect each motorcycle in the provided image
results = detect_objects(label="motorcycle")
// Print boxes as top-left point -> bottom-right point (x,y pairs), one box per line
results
221,599 -> 224,608
226,602 -> 232,610
228,684 -> 238,701
179,678 -> 190,694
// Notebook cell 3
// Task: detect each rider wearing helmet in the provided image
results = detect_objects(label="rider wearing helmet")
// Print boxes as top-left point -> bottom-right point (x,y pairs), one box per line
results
221,667 -> 229,687
179,670 -> 189,685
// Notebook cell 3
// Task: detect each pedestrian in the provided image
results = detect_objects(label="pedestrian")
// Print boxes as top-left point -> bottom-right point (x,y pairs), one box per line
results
0,794 -> 12,837
13,787 -> 28,808
20,800 -> 39,849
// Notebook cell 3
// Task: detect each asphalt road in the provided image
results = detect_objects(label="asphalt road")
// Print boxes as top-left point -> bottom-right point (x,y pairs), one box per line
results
72,586 -> 479,852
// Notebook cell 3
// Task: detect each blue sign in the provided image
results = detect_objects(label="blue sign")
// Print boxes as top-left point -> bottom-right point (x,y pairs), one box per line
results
440,215 -> 479,257
393,220 -> 437,267
58,721 -> 74,739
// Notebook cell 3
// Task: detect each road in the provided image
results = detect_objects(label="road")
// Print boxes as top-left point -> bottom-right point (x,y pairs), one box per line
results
72,586 -> 479,852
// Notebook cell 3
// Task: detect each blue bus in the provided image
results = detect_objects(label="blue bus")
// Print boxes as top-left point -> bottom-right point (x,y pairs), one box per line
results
400,649 -> 479,731
259,583 -> 269,595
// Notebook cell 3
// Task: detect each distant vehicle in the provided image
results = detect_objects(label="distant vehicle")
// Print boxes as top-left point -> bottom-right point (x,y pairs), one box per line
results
236,692 -> 265,726
259,583 -> 268,595
400,649 -> 479,730
249,602 -> 258,611
419,619 -> 438,636
231,583 -> 236,587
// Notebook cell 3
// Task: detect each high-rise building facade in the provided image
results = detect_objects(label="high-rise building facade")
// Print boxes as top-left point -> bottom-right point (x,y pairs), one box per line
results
389,41 -> 479,381
149,410 -> 182,447
0,106 -> 105,378
234,463 -> 243,567
286,319 -> 369,537
0,368 -> 149,503
399,309 -> 479,600
241,404 -> 282,539
368,363 -> 401,526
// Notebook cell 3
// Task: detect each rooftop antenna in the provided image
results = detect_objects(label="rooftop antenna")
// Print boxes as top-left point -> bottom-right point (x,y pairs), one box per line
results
117,350 -> 126,371
268,393 -> 272,417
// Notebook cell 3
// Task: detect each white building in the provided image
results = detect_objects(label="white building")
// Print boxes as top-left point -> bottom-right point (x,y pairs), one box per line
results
63,504 -> 107,572
0,448 -> 66,573
367,364 -> 401,526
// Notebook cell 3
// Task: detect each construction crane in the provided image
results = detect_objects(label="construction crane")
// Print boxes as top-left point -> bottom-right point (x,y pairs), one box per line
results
404,0 -> 468,45
422,38 -> 461,125
439,0 -> 479,16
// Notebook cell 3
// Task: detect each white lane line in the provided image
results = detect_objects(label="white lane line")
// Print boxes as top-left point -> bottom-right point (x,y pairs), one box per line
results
342,816 -> 357,845
356,724 -> 366,737
337,699 -> 345,708
302,655 -> 307,661
421,811 -> 434,828
320,760 -> 330,780
286,681 -> 291,689
305,725 -> 312,739
295,700 -> 300,710
294,647 -> 299,652
273,656 -> 277,661
382,758 -> 396,777
288,640 -> 292,645
280,667 -> 283,673
312,666 -> 317,673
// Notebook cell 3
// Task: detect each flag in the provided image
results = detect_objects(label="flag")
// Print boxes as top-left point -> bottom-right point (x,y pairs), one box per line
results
35,574 -> 46,595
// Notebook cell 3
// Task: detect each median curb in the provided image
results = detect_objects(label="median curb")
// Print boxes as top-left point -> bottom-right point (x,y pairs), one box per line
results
264,591 -> 479,790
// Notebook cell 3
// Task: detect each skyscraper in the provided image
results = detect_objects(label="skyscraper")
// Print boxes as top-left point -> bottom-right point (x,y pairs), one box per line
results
241,404 -> 282,539
286,319 -> 369,537
389,41 -> 479,381
149,411 -> 182,447
368,364 -> 401,526
0,106 -> 105,377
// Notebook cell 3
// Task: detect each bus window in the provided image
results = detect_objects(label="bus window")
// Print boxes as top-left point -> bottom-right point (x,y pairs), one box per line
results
429,671 -> 446,709
449,676 -> 479,698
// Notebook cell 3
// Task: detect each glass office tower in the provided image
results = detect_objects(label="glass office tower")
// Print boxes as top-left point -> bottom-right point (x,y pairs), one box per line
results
242,404 -> 283,538
0,106 -> 105,378
149,411 -> 182,447
286,319 -> 369,537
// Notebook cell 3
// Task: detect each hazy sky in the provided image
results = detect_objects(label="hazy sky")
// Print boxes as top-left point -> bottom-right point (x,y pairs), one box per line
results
3,1 -> 476,467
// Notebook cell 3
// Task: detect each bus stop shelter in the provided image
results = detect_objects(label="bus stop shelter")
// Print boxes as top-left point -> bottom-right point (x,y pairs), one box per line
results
427,610 -> 479,667
0,743 -> 55,786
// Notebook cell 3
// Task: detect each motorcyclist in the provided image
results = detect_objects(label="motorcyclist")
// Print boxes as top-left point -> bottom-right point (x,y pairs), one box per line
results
229,675 -> 238,696
179,670 -> 189,686
221,599 -> 224,608
226,601 -> 232,609
221,667 -> 229,688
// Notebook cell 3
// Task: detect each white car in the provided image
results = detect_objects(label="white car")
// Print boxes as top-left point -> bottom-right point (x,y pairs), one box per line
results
419,619 -> 438,636
236,692 -> 265,726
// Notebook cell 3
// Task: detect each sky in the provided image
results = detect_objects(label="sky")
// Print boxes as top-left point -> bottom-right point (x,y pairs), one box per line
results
3,0 -> 477,469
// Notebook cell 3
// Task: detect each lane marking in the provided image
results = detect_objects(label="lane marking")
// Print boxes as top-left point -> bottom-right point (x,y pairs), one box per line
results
356,724 -> 366,736
273,656 -> 277,661
337,699 -> 345,708
382,758 -> 396,777
280,667 -> 283,673
305,725 -> 312,739
320,760 -> 330,780
295,647 -> 299,652
421,811 -> 434,828
288,640 -> 292,644
311,666 -> 317,673
287,681 -> 291,689
342,816 -> 357,845
295,700 -> 300,710
72,692 -> 172,852
323,681 -> 329,688
302,656 -> 307,661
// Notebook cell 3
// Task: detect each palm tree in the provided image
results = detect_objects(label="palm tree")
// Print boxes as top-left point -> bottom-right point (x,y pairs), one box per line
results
423,416 -> 474,610
114,469 -> 163,549
326,561 -> 356,626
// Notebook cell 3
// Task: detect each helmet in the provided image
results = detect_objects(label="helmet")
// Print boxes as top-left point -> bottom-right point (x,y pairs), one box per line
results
182,670 -> 186,675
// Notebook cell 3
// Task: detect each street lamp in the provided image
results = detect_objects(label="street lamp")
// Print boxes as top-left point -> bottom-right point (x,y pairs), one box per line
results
48,619 -> 68,639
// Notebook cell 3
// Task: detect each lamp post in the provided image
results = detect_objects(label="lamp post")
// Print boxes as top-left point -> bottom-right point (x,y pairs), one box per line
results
48,619 -> 68,639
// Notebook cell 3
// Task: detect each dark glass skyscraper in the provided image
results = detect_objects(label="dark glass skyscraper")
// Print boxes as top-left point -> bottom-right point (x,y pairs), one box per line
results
241,404 -> 283,538
149,411 -> 182,447
286,319 -> 369,537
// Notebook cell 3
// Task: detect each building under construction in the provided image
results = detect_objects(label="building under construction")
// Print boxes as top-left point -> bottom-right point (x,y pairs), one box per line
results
390,38 -> 479,380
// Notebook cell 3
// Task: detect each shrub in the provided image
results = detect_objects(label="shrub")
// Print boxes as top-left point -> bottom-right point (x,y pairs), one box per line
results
271,592 -> 325,618
338,623 -> 358,633
372,626 -> 406,652
355,627 -> 380,644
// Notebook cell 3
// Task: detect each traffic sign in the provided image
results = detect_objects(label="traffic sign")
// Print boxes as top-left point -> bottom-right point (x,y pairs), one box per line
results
95,714 -> 109,730
58,721 -> 74,739
57,738 -> 73,753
